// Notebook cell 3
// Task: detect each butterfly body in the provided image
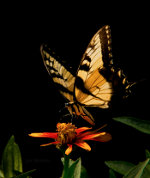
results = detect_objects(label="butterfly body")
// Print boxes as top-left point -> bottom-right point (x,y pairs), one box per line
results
65,103 -> 95,125
41,25 -> 132,125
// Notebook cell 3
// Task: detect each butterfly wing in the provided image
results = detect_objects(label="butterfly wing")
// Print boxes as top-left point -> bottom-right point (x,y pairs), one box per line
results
40,44 -> 75,102
40,44 -> 95,125
74,25 -> 120,108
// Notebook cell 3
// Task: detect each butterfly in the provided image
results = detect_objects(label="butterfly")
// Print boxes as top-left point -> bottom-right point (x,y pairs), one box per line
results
40,25 -> 132,125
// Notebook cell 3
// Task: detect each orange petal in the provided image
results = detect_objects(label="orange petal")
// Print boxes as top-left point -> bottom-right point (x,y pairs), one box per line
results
90,133 -> 112,142
65,145 -> 73,155
40,141 -> 60,147
81,132 -> 106,140
74,141 -> 91,151
29,132 -> 57,139
76,127 -> 92,134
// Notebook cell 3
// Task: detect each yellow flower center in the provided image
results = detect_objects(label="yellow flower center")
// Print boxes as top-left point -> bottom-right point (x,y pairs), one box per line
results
56,123 -> 77,145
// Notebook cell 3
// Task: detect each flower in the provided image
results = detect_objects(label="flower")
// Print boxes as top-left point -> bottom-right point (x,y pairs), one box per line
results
29,123 -> 112,155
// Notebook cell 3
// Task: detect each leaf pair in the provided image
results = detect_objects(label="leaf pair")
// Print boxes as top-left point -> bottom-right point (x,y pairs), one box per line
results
61,156 -> 89,178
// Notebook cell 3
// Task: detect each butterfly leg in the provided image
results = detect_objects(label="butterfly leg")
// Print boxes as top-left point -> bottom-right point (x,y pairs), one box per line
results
58,103 -> 73,122
65,103 -> 75,123
59,106 -> 66,114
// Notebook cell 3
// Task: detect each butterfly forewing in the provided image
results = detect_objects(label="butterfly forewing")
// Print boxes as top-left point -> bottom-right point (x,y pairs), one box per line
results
75,25 -> 113,108
41,45 -> 75,102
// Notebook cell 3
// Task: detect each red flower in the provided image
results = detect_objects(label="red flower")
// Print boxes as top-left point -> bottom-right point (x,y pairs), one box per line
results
29,123 -> 112,155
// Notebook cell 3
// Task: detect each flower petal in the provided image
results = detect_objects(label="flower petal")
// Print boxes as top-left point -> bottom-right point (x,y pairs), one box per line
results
29,132 -> 57,139
80,132 -> 112,142
90,133 -> 112,142
74,141 -> 91,151
40,141 -> 60,146
80,132 -> 106,140
65,144 -> 73,155
76,127 -> 92,134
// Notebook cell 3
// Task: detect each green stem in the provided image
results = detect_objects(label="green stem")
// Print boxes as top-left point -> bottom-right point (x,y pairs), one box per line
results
62,154 -> 70,178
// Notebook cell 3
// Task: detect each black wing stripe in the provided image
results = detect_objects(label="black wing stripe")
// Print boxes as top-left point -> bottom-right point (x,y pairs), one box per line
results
41,45 -> 75,102
99,26 -> 113,67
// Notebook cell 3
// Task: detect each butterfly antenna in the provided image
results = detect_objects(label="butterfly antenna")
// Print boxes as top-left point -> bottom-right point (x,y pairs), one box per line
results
94,124 -> 108,132
127,78 -> 147,91
59,113 -> 73,123
136,78 -> 147,84
59,104 -> 67,114
124,78 -> 147,99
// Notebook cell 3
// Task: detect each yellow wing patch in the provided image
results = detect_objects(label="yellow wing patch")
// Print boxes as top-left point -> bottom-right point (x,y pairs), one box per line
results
75,25 -> 113,108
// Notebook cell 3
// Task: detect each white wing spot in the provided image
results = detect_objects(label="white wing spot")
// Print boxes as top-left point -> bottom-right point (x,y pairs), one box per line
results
82,60 -> 90,66
108,40 -> 111,45
105,25 -> 109,30
109,53 -> 113,58
108,46 -> 111,51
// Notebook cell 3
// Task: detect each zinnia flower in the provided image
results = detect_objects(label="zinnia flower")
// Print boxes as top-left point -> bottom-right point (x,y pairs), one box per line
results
29,123 -> 112,155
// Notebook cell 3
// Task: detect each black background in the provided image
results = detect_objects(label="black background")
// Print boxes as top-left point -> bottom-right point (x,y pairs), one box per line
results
1,2 -> 150,178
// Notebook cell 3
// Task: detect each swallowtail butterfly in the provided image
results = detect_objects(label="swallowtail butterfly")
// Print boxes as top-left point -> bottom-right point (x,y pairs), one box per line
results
41,25 -> 132,125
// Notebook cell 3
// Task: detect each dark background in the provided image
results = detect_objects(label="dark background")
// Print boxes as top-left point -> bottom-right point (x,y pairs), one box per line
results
1,3 -> 150,178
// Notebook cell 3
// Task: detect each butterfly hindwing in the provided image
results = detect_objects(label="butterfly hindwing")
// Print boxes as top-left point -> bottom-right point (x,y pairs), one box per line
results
74,25 -> 114,108
40,45 -> 75,102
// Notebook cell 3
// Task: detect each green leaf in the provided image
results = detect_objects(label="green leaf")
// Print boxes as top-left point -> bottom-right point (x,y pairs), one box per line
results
12,169 -> 36,178
68,158 -> 81,178
81,165 -> 90,178
123,158 -> 150,178
62,154 -> 70,178
0,169 -> 4,178
105,161 -> 135,175
62,157 -> 88,178
109,169 -> 117,178
142,164 -> 150,178
61,157 -> 74,167
145,149 -> 150,158
73,158 -> 81,178
1,135 -> 23,178
113,116 -> 150,134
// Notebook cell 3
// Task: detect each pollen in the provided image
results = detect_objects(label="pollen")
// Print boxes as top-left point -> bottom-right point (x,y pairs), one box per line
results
56,123 -> 77,145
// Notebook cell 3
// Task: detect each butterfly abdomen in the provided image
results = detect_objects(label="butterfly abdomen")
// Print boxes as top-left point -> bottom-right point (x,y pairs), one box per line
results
65,103 -> 95,125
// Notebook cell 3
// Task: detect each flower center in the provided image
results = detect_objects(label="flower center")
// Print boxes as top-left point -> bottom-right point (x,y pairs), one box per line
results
56,123 -> 77,145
